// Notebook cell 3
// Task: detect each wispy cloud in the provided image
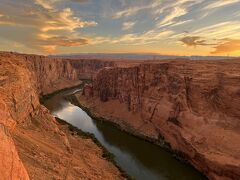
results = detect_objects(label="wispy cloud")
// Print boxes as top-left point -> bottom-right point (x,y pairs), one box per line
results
39,8 -> 97,32
113,5 -> 150,19
192,21 -> 240,39
157,7 -> 187,27
170,19 -> 193,27
92,29 -> 174,45
34,0 -> 57,9
0,0 -> 97,53
0,0 -> 240,55
122,21 -> 136,30
204,0 -> 239,10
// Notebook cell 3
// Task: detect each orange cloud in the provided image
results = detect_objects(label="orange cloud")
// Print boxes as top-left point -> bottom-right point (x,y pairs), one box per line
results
46,36 -> 89,46
180,36 -> 215,47
37,35 -> 89,53
40,8 -> 97,32
40,45 -> 56,54
0,1 -> 96,53
211,39 -> 240,54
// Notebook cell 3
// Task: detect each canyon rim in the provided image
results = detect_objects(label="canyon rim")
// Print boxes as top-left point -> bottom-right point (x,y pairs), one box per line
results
0,52 -> 239,180
1,0 -> 240,179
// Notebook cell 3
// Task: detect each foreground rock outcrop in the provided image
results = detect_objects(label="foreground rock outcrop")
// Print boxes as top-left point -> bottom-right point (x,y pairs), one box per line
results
0,102 -> 29,180
0,52 -> 124,179
77,59 -> 240,180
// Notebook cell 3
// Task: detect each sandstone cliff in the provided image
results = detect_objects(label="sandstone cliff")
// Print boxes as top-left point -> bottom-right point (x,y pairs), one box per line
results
23,54 -> 116,95
25,55 -> 79,95
0,52 -> 123,180
68,59 -> 115,79
2,50 -> 240,180
78,59 -> 240,180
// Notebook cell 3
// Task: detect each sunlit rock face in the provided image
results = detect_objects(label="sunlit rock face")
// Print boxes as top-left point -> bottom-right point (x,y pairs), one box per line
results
69,60 -> 115,80
90,59 -> 240,180
0,52 -> 123,179
0,52 -> 37,180
25,56 -> 116,95
0,124 -> 30,180
1,51 -> 240,180
0,99 -> 29,180
0,52 -> 78,178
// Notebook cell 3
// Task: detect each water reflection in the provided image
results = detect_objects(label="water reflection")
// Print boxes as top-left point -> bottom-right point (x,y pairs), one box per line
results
44,88 -> 206,180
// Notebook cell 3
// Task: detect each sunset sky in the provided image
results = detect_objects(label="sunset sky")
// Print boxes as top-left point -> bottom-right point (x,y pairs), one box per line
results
0,0 -> 240,56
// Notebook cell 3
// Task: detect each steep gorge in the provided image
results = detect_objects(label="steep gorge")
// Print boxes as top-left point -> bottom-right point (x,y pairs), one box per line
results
0,52 -> 122,180
1,51 -> 240,180
77,60 -> 240,180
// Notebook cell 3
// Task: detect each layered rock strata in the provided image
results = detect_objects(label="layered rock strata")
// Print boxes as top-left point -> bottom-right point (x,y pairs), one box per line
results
0,52 -> 123,179
78,59 -> 240,180
2,50 -> 240,180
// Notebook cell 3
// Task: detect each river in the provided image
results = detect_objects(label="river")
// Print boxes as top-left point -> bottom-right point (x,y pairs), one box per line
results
43,87 -> 206,180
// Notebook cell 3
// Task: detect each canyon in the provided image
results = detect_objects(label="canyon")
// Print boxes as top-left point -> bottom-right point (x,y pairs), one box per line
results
0,52 -> 124,180
0,51 -> 239,180
75,60 -> 240,180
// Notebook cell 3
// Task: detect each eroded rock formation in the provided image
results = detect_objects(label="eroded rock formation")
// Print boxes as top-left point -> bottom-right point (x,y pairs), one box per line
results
0,100 -> 29,180
79,60 -> 240,180
1,50 -> 240,180
0,52 -> 123,179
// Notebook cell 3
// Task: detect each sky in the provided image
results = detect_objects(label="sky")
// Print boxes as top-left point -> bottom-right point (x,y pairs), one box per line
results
0,0 -> 240,56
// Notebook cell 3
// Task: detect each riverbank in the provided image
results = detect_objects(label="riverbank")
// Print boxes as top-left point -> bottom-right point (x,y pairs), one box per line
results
40,80 -> 132,179
66,94 -> 172,149
38,82 -> 130,179
40,81 -> 86,103
66,93 -> 207,178
13,113 -> 126,180
50,85 -> 205,179
75,60 -> 240,180
1,52 -> 238,180
55,117 -> 132,179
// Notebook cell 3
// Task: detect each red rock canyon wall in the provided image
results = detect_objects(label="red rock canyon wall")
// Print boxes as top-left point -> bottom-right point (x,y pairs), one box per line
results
0,52 -> 117,179
90,60 -> 240,180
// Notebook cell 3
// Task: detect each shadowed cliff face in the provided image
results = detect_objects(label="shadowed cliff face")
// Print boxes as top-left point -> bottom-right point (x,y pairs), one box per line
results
23,55 -> 116,95
89,60 -> 240,180
69,60 -> 115,79
25,55 -> 78,95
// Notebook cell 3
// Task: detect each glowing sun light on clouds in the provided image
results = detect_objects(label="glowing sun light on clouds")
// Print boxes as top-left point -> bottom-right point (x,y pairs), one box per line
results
0,0 -> 239,56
